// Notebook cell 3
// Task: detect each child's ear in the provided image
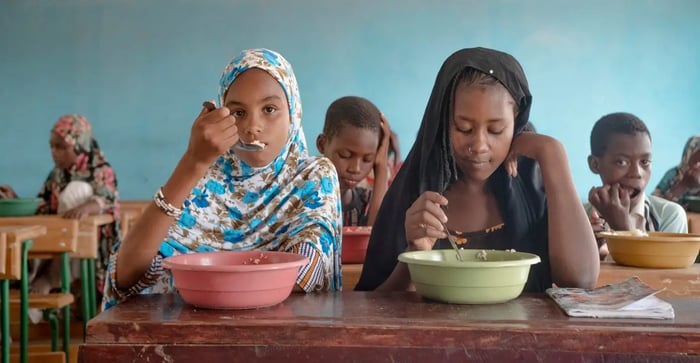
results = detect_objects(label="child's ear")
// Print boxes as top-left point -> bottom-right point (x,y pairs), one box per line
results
588,155 -> 600,174
316,134 -> 327,154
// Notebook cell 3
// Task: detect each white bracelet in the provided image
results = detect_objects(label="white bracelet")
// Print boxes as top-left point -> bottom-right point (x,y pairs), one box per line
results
153,187 -> 183,219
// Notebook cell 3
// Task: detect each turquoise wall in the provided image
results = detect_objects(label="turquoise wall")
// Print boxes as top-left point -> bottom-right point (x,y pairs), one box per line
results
1,0 -> 698,199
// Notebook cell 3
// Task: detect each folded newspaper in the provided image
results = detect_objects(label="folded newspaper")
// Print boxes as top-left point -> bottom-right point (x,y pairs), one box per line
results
546,277 -> 674,319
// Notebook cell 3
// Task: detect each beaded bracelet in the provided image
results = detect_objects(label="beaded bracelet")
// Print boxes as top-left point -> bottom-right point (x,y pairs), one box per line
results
153,187 -> 183,219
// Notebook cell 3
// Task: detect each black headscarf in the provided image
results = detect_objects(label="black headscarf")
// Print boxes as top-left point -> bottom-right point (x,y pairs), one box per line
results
355,47 -> 552,292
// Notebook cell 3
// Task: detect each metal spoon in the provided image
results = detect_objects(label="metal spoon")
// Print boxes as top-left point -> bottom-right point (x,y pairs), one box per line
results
201,101 -> 265,152
441,221 -> 464,262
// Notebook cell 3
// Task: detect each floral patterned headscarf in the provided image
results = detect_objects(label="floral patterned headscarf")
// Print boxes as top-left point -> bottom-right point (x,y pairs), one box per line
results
38,115 -> 119,217
162,49 -> 342,291
654,134 -> 700,207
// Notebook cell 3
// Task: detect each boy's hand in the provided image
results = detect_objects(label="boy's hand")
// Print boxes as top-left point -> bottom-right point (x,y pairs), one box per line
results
0,185 -> 18,199
588,184 -> 633,231
375,113 -> 391,168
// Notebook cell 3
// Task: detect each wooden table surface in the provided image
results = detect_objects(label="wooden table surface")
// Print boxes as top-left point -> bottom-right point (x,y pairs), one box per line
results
79,292 -> 700,362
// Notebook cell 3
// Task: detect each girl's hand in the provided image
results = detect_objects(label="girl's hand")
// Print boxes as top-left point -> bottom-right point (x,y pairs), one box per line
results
374,113 -> 392,168
0,185 -> 18,199
404,192 -> 448,251
504,132 -> 558,177
184,101 -> 239,168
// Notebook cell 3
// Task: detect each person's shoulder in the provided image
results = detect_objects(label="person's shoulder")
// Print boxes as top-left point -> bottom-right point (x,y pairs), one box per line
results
298,156 -> 337,177
648,194 -> 685,214
660,166 -> 679,178
646,195 -> 687,221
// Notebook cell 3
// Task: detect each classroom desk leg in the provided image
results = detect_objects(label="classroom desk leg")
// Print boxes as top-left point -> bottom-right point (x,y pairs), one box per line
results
87,259 -> 96,319
42,310 -> 58,352
1,280 -> 9,363
80,259 -> 89,325
60,253 -> 70,362
19,240 -> 33,363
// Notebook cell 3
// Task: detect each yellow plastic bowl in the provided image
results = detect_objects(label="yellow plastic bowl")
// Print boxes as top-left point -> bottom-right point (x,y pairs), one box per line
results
598,231 -> 700,269
398,249 -> 540,304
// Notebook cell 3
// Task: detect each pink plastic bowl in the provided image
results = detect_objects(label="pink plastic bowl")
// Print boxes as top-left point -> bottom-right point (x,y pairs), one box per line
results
342,226 -> 371,263
161,251 -> 309,309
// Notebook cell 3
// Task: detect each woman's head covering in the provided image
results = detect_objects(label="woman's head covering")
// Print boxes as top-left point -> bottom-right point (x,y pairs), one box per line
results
674,135 -> 700,187
164,49 -> 342,291
38,114 -> 118,215
356,47 -> 550,292
654,134 -> 700,206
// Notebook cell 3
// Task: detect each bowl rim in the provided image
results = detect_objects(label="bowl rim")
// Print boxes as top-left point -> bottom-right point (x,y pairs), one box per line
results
161,251 -> 310,272
598,231 -> 700,243
398,249 -> 541,268
342,226 -> 372,235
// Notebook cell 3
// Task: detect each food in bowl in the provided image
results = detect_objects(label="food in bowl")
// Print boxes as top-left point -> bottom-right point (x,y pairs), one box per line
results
162,250 -> 309,309
0,198 -> 42,216
341,226 -> 371,263
597,231 -> 700,268
398,249 -> 540,304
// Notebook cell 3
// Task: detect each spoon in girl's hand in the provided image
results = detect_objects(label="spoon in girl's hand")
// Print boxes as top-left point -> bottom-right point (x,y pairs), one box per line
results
202,101 -> 265,152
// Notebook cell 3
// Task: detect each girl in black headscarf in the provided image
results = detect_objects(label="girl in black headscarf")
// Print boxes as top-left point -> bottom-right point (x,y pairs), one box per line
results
355,47 -> 599,292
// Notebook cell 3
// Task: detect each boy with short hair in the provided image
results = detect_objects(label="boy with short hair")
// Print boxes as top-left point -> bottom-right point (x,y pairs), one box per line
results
317,96 -> 391,226
585,112 -> 687,258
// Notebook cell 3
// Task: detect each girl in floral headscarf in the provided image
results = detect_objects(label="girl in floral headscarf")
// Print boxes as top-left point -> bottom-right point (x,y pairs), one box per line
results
0,115 -> 120,318
102,49 -> 342,309
653,135 -> 700,209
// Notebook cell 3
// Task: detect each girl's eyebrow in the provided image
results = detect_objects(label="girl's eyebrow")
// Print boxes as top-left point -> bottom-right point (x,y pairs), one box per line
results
455,116 -> 506,123
226,95 -> 284,107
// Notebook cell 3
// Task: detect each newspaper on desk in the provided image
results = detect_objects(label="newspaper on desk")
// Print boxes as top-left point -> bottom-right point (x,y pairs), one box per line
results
546,277 -> 674,319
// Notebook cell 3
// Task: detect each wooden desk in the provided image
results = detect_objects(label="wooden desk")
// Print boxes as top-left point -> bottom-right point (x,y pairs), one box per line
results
342,263 -> 362,291
79,292 -> 700,362
598,261 -> 700,297
689,212 -> 700,234
0,226 -> 47,280
118,200 -> 148,238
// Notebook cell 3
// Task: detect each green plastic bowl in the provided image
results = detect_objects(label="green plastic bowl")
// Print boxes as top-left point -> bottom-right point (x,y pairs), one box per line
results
0,198 -> 42,216
398,249 -> 540,304
687,196 -> 700,213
